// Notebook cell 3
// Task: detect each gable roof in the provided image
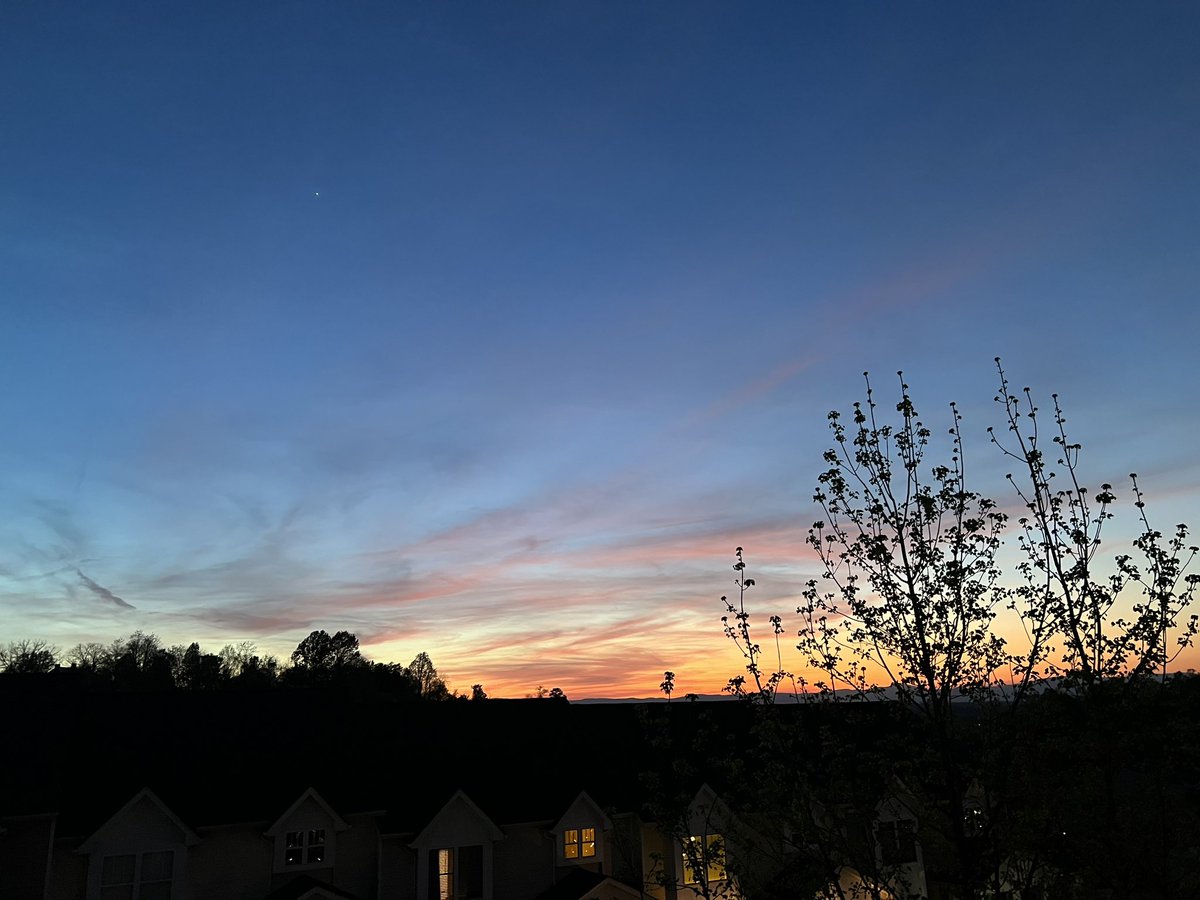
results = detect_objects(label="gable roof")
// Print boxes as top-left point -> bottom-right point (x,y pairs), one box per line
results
262,873 -> 360,900
535,868 -> 644,900
550,791 -> 613,834
77,787 -> 200,853
265,787 -> 350,837
876,778 -> 921,823
409,789 -> 504,848
686,783 -> 731,833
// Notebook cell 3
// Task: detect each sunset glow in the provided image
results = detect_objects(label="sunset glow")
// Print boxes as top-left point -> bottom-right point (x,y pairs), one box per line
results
2,3 -> 1198,697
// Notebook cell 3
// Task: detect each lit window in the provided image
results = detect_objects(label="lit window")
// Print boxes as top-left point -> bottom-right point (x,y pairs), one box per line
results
682,834 -> 725,884
100,851 -> 173,900
284,829 -> 327,866
437,848 -> 454,900
429,845 -> 483,899
563,827 -> 597,860
877,820 -> 917,865
429,844 -> 484,900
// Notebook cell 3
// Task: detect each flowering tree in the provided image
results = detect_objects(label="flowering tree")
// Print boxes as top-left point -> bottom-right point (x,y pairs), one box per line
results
798,372 -> 1012,721
990,360 -> 1199,690
715,363 -> 1200,899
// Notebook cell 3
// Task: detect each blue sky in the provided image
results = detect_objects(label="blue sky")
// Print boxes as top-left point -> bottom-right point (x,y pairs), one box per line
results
2,2 -> 1198,696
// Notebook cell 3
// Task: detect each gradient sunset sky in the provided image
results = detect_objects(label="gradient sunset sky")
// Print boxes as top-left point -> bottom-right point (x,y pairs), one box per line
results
3,2 -> 1198,697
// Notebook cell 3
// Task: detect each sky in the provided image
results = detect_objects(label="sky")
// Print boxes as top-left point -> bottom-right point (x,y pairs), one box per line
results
2,2 -> 1199,698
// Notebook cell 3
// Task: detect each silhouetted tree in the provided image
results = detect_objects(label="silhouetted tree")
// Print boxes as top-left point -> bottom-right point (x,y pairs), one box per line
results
660,671 -> 675,703
111,631 -> 160,669
470,683 -> 488,701
706,552 -> 920,900
65,641 -> 111,676
103,631 -> 174,689
220,642 -> 278,687
407,651 -> 450,699
990,360 -> 1200,690
211,641 -> 280,687
0,639 -> 58,674
711,365 -> 1200,899
800,373 -> 1011,710
219,641 -> 261,678
334,661 -> 415,700
170,642 -> 224,690
290,629 -> 364,671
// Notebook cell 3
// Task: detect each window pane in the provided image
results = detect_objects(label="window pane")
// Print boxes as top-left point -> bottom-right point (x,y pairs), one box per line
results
878,822 -> 893,863
139,882 -> 172,900
563,829 -> 578,858
286,831 -> 304,849
307,844 -> 325,864
309,828 -> 326,846
101,855 -> 136,885
682,837 -> 702,884
879,819 -> 917,865
682,834 -> 725,884
707,834 -> 726,880
582,827 -> 596,857
285,847 -> 303,865
140,851 -> 173,881
428,850 -> 452,900
460,844 -> 483,898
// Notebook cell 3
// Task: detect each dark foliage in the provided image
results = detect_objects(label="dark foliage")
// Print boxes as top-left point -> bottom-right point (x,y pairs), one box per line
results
1,629 -> 452,703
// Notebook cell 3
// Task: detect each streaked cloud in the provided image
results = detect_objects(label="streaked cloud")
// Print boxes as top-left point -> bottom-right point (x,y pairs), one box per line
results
75,568 -> 135,610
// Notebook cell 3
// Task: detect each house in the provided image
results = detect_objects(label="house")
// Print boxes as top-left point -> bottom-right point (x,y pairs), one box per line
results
0,689 -> 929,900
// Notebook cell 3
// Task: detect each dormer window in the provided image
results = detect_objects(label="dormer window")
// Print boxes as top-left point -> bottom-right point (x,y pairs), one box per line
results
563,827 -> 596,860
285,829 -> 326,866
551,791 -> 611,871
79,789 -> 196,900
265,789 -> 347,873
681,834 -> 726,885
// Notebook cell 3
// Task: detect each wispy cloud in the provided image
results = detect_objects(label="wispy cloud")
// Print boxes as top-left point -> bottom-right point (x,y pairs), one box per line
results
76,568 -> 135,610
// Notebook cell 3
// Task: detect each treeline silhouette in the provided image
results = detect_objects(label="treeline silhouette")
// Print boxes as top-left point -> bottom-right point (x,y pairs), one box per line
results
0,630 -> 469,700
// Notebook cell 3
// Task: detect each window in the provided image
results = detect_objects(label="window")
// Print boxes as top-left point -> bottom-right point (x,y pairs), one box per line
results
429,846 -> 483,900
964,805 -> 986,835
101,855 -> 134,900
437,848 -> 454,900
563,827 -> 596,859
877,819 -> 918,865
285,829 -> 326,866
100,851 -> 173,900
681,834 -> 725,884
